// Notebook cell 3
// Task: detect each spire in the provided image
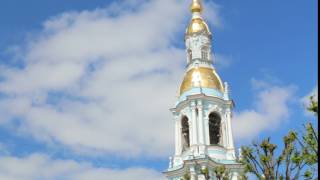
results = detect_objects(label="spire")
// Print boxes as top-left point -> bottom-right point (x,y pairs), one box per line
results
186,0 -> 210,36
190,0 -> 204,20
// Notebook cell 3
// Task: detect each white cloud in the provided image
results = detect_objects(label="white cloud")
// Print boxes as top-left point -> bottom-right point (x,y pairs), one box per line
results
232,79 -> 296,141
0,154 -> 164,180
0,0 -> 222,158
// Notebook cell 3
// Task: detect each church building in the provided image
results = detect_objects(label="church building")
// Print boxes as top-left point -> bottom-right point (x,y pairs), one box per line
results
164,0 -> 243,179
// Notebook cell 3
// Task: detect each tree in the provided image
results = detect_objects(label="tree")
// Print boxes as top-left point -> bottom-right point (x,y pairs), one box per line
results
296,95 -> 318,179
200,168 -> 211,180
199,166 -> 231,180
213,165 -> 231,180
240,96 -> 318,180
200,167 -> 210,180
182,171 -> 191,180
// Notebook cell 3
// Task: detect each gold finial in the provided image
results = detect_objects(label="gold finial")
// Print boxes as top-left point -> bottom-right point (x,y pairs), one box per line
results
190,0 -> 203,13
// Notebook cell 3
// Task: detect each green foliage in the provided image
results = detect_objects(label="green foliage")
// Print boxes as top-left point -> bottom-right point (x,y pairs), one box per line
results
298,96 -> 318,179
240,96 -> 318,180
200,167 -> 210,180
307,96 -> 318,115
182,172 -> 191,180
213,165 -> 232,180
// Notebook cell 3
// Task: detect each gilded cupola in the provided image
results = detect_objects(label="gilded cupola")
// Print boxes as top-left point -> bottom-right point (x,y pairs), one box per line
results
179,67 -> 224,95
186,18 -> 211,35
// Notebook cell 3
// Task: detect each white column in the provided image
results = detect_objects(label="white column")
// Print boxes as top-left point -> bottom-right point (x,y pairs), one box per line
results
204,116 -> 210,145
221,121 -> 227,147
226,109 -> 235,149
191,101 -> 198,146
232,172 -> 239,180
189,116 -> 193,146
197,101 -> 205,145
175,116 -> 181,155
190,166 -> 197,180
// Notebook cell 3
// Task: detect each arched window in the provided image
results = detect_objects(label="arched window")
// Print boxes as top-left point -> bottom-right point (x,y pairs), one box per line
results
181,116 -> 190,151
209,112 -> 221,145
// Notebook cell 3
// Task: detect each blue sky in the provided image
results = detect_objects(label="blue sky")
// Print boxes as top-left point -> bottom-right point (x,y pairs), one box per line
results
0,0 -> 318,179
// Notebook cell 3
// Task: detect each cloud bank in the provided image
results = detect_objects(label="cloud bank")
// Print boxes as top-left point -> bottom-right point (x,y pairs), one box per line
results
233,79 -> 296,141
0,154 -> 164,180
0,0 -> 221,158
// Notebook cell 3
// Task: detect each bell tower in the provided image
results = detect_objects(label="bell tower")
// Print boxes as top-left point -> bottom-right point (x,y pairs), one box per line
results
164,0 -> 243,179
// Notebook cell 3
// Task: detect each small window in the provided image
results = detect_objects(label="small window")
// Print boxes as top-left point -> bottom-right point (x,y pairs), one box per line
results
201,47 -> 208,60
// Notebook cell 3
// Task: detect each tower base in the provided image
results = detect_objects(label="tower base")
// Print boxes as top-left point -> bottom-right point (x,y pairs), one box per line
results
164,155 -> 243,180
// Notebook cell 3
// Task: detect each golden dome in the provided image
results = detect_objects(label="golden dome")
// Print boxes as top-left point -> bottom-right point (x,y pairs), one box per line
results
179,67 -> 224,95
186,18 -> 211,35
190,0 -> 203,13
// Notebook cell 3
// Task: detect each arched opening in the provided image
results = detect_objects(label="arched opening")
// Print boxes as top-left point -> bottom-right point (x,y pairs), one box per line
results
181,116 -> 190,151
209,112 -> 221,145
